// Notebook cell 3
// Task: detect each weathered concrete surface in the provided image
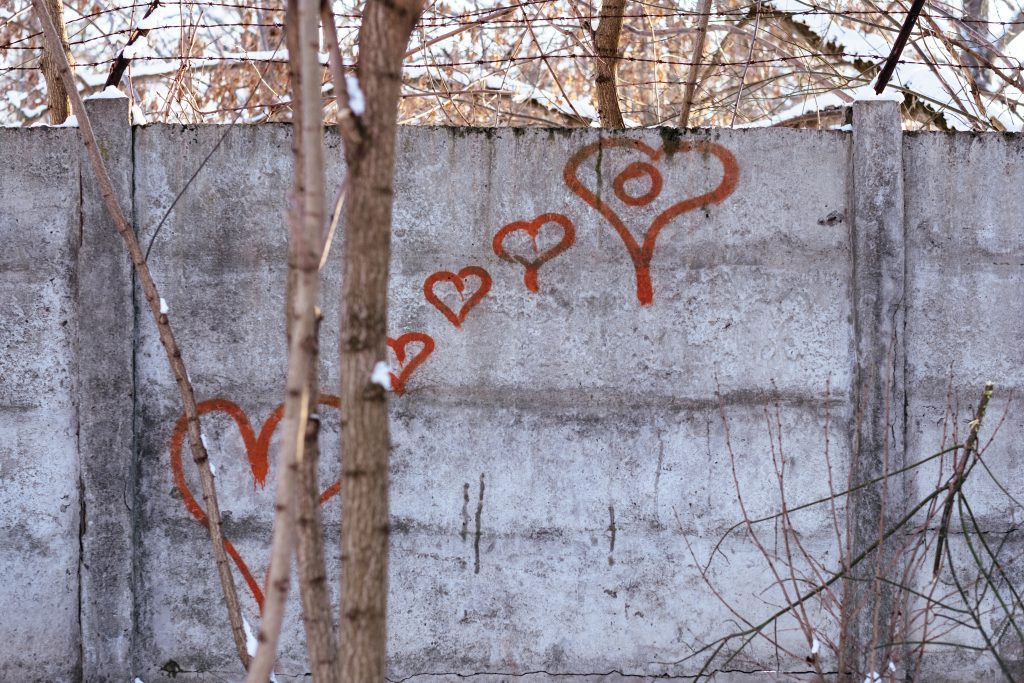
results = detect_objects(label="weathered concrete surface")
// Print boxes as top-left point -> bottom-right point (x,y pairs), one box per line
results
904,132 -> 1024,680
0,127 -> 82,681
126,125 -> 854,681
130,122 -> 347,677
78,95 -> 137,682
845,99 -> 907,674
1,119 -> 1022,682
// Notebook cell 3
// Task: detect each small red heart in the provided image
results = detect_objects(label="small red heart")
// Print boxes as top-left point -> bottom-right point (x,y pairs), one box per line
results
423,266 -> 492,328
563,139 -> 739,306
387,332 -> 435,395
169,396 -> 341,610
492,212 -> 575,293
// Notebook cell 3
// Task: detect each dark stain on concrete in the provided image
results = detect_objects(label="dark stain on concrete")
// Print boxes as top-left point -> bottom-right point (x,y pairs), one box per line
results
460,482 -> 470,542
607,504 -> 617,566
474,473 -> 485,574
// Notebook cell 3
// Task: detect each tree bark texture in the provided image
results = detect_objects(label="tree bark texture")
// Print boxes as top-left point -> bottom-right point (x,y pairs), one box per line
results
32,0 -> 252,668
39,0 -> 74,123
339,0 -> 423,680
594,0 -> 626,128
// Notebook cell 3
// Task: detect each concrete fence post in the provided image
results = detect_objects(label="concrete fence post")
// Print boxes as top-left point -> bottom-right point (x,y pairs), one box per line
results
844,99 -> 907,677
77,93 -> 135,681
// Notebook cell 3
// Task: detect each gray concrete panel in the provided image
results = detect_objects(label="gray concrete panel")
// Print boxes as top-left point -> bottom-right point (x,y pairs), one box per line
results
0,126 -> 82,682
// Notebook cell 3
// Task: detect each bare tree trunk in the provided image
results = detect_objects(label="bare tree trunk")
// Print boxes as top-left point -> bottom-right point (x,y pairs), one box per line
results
593,0 -> 626,129
39,0 -> 74,123
679,0 -> 714,127
32,0 -> 252,669
338,0 -> 423,680
293,4 -> 341,682
245,0 -> 327,679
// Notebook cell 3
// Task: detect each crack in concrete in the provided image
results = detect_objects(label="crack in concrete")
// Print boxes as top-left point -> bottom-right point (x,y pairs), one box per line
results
461,482 -> 470,542
607,504 -> 617,566
653,433 -> 664,525
386,667 -> 829,681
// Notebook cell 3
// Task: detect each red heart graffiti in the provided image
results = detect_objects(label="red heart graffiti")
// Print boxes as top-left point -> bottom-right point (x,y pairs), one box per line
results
387,332 -> 435,395
492,212 -> 576,293
169,395 -> 342,610
563,139 -> 739,306
423,266 -> 492,328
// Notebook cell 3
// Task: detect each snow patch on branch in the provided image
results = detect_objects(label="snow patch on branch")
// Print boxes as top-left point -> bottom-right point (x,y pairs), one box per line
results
242,617 -> 280,682
137,12 -> 163,31
121,35 -> 151,60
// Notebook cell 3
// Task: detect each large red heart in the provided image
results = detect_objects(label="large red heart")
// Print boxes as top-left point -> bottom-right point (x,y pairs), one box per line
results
169,395 -> 341,610
423,266 -> 492,328
387,332 -> 435,395
563,139 -> 739,306
492,212 -> 575,293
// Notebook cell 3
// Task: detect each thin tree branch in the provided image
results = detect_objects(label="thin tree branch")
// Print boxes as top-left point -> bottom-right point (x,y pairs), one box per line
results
246,0 -> 327,678
321,0 -> 363,152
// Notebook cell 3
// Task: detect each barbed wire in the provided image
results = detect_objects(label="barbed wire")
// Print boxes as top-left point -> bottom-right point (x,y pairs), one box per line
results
3,0 -> 1022,130
2,51 -> 1020,71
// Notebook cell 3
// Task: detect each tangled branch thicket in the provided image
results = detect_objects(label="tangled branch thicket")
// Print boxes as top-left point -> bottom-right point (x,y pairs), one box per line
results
684,382 -> 1024,682
2,0 -> 1024,130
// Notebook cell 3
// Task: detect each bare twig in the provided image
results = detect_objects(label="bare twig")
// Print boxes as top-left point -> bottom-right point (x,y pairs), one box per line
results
321,0 -> 363,151
874,0 -> 927,93
932,382 -> 994,578
103,0 -> 161,88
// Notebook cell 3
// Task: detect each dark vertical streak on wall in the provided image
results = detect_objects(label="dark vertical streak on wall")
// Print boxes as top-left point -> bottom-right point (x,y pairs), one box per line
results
460,482 -> 470,542
474,474 -> 485,574
607,505 -> 616,566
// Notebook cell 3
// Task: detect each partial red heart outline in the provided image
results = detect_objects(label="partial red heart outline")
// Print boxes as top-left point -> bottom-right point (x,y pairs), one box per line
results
423,266 -> 492,328
169,395 -> 341,610
492,212 -> 576,293
388,332 -> 435,395
563,139 -> 739,306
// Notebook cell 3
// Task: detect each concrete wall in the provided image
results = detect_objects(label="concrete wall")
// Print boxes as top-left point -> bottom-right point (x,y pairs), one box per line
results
1,98 -> 1022,682
0,127 -> 82,681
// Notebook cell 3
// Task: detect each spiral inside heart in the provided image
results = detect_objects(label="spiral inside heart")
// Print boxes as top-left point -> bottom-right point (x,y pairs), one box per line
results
563,138 -> 739,306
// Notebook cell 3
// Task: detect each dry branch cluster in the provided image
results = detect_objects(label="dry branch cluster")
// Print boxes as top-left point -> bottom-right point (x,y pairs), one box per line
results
686,382 -> 1024,681
4,0 -> 1024,130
